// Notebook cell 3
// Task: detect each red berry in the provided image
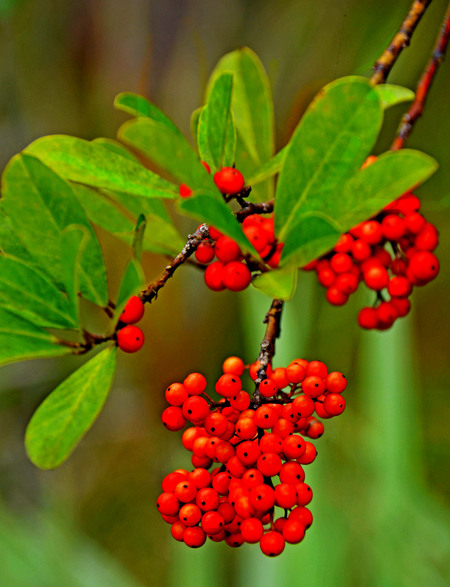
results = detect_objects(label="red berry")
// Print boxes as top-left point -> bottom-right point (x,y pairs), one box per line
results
120,295 -> 145,324
222,261 -> 252,291
363,265 -> 389,290
260,531 -> 285,557
195,242 -> 215,264
214,167 -> 245,194
162,406 -> 187,431
179,183 -> 192,198
183,372 -> 207,396
117,325 -> 145,353
408,251 -> 439,283
214,236 -> 241,263
358,307 -> 378,329
326,286 -> 349,306
222,356 -> 245,376
381,214 -> 406,240
204,261 -> 226,291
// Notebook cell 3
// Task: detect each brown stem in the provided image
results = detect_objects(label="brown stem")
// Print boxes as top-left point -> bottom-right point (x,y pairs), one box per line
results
56,330 -> 114,355
140,224 -> 210,303
371,0 -> 432,85
391,2 -> 450,150
251,299 -> 284,407
235,199 -> 275,223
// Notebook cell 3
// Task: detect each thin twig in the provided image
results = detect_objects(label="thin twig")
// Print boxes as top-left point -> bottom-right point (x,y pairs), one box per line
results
251,299 -> 284,407
371,0 -> 432,85
391,2 -> 450,150
140,224 -> 210,303
235,199 -> 275,223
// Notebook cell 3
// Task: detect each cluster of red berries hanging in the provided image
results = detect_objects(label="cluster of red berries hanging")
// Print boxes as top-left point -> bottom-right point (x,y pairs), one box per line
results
180,164 -> 283,292
198,215 -> 282,292
304,191 -> 439,330
116,295 -> 145,352
157,355 -> 347,556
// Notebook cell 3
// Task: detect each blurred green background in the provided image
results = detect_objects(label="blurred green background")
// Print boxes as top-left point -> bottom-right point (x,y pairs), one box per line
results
0,0 -> 449,585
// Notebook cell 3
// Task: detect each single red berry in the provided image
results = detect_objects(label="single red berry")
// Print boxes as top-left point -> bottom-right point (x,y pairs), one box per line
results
222,261 -> 252,291
260,531 -> 285,557
201,511 -> 224,535
360,220 -> 383,245
408,251 -> 439,283
182,396 -> 210,423
258,378 -> 279,398
415,223 -> 439,251
179,503 -> 202,526
296,482 -> 313,506
330,253 -> 353,274
195,242 -> 215,264
165,382 -> 188,406
335,272 -> 359,295
179,183 -> 192,198
317,268 -> 336,288
381,214 -> 406,240
243,224 -> 269,253
387,276 -> 412,298
323,393 -> 346,417
302,376 -> 325,399
358,307 -> 378,329
183,526 -> 206,548
363,265 -> 389,290
117,325 -> 145,353
334,233 -> 354,253
204,261 -> 226,291
215,373 -> 242,397
214,236 -> 241,263
325,371 -> 347,393
162,406 -> 187,431
214,167 -> 245,194
183,372 -> 207,396
240,517 -> 264,543
222,356 -> 245,376
156,492 -> 180,516
282,519 -> 306,544
351,239 -> 372,262
326,286 -> 349,306
120,295 -> 145,324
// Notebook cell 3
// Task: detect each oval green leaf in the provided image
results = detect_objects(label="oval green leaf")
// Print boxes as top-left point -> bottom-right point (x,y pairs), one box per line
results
0,257 -> 77,329
0,306 -> 72,367
1,154 -> 109,306
24,135 -> 177,198
252,268 -> 298,300
25,346 -> 117,469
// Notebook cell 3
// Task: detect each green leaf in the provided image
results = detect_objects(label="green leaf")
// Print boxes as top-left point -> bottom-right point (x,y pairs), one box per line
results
275,76 -> 383,254
0,306 -> 72,367
375,84 -> 415,109
246,146 -> 287,186
116,259 -> 145,312
177,190 -> 258,255
25,346 -> 117,469
24,135 -> 177,199
252,268 -> 298,300
118,118 -> 214,191
114,92 -> 179,132
92,137 -> 138,162
132,214 -> 146,262
72,184 -> 185,256
1,154 -> 109,306
207,47 -> 275,201
198,73 -> 236,171
0,206 -> 36,263
190,107 -> 202,143
338,149 -> 438,228
0,257 -> 77,329
280,149 -> 438,267
60,226 -> 90,325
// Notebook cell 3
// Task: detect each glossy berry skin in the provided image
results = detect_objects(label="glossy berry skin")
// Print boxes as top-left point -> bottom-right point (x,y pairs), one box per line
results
120,295 -> 145,324
213,167 -> 245,194
260,531 -> 285,557
223,262 -> 252,291
117,325 -> 145,353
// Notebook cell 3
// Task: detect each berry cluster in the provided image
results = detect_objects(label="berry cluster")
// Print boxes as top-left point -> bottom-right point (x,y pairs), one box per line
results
199,216 -> 283,292
304,192 -> 439,330
157,356 -> 346,556
116,295 -> 145,352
